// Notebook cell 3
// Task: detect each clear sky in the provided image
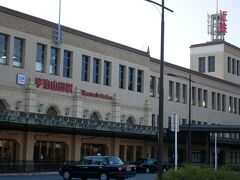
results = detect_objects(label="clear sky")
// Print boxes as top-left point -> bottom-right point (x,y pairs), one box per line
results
0,0 -> 239,68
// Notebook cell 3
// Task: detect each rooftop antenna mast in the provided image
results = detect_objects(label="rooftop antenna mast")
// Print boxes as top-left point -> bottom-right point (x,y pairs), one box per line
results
216,0 -> 218,14
54,0 -> 63,45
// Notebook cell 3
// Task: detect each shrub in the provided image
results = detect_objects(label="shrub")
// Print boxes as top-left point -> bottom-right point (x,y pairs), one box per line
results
220,164 -> 240,172
158,164 -> 239,180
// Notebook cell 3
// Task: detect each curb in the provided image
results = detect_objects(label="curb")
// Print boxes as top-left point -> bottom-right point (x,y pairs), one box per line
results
0,171 -> 58,176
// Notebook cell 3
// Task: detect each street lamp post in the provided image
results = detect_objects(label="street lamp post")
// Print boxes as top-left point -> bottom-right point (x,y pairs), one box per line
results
167,73 -> 193,163
145,0 -> 173,173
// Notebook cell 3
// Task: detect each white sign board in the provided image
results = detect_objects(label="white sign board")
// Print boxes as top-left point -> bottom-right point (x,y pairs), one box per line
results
17,74 -> 26,85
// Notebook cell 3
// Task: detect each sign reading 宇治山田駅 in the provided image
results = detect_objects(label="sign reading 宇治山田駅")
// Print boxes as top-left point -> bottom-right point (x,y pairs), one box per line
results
35,77 -> 73,93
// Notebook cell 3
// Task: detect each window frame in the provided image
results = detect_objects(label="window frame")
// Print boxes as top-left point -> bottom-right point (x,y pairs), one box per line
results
0,33 -> 8,65
36,43 -> 45,72
63,50 -> 72,78
198,57 -> 205,73
13,37 -> 24,68
82,55 -> 90,82
137,69 -> 143,93
208,56 -> 215,72
50,47 -> 59,75
119,65 -> 126,89
104,61 -> 111,86
93,57 -> 101,84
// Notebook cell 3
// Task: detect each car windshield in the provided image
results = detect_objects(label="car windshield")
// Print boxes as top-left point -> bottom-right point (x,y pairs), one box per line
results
107,157 -> 124,165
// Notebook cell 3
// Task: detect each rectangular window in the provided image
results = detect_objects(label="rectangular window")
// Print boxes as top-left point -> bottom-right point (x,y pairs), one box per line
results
182,119 -> 187,125
192,87 -> 196,106
212,92 -> 216,110
203,90 -> 208,108
182,84 -> 187,104
228,57 -> 231,73
93,58 -> 101,84
104,61 -> 111,86
208,56 -> 215,72
119,145 -> 124,161
135,146 -> 143,162
152,114 -> 156,127
217,93 -> 221,111
0,33 -> 8,64
175,82 -> 181,102
198,57 -> 205,73
137,70 -> 143,93
13,37 -> 24,67
232,58 -> 236,74
36,43 -> 45,72
229,96 -> 233,113
150,76 -> 156,97
119,65 -> 126,89
82,55 -> 89,81
63,50 -> 72,78
198,88 -> 202,107
157,78 -> 160,98
222,95 -> 226,112
234,97 -> 237,114
169,81 -> 174,101
128,67 -> 135,91
237,60 -> 240,76
238,99 -> 240,115
50,47 -> 58,75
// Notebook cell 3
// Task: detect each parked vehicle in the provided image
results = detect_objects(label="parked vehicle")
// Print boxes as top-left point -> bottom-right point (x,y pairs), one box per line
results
130,158 -> 157,173
59,155 -> 136,180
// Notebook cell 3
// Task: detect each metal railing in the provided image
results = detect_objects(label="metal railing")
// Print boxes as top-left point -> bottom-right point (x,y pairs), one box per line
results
0,110 -> 157,135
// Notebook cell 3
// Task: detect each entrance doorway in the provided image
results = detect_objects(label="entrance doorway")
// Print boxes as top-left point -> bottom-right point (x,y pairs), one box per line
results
33,141 -> 67,163
81,143 -> 109,157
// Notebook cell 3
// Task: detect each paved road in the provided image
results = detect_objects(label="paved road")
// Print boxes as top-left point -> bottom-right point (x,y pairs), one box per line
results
0,173 -> 157,180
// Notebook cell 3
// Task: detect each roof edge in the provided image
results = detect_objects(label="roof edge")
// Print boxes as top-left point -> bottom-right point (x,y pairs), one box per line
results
0,5 -> 149,57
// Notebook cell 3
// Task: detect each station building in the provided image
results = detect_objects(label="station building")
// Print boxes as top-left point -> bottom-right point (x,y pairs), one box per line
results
0,5 -> 240,167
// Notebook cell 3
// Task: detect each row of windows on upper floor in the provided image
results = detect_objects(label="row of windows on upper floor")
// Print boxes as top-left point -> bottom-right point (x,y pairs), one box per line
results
198,56 -> 215,73
168,80 -> 240,115
0,33 -> 145,93
227,56 -> 240,76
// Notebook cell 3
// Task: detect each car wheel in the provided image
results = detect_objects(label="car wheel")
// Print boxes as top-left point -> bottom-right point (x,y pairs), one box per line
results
63,171 -> 72,180
99,173 -> 108,180
145,167 -> 150,173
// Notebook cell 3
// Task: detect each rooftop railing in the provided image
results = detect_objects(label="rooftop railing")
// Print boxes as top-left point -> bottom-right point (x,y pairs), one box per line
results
0,110 -> 157,136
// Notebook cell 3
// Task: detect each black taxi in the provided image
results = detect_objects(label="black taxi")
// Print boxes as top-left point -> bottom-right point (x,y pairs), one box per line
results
59,155 -> 136,180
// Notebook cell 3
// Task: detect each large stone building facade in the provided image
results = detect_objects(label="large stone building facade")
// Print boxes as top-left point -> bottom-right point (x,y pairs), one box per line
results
0,5 -> 240,167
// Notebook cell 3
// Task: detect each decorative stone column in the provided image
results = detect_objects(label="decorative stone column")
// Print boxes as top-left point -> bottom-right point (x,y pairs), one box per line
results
72,135 -> 81,161
111,138 -> 120,156
23,132 -> 35,172
144,99 -> 152,126
112,94 -> 121,122
72,87 -> 83,118
24,78 -> 37,113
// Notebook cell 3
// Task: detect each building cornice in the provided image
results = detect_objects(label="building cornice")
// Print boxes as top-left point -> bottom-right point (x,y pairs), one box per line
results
190,40 -> 240,53
0,5 -> 149,58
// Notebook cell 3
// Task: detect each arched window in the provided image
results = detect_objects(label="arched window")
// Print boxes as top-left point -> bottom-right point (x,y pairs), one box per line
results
90,112 -> 99,121
127,117 -> 134,125
0,100 -> 6,113
46,106 -> 58,116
